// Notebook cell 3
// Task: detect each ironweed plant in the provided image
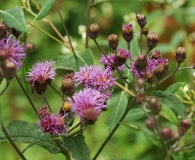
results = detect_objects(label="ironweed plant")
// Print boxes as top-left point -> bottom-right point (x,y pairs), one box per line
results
0,1 -> 195,160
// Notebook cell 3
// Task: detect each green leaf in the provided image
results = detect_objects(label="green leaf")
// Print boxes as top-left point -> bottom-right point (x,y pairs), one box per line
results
149,90 -> 186,119
123,108 -> 145,122
55,48 -> 94,71
166,82 -> 185,93
0,7 -> 27,32
170,30 -> 186,47
160,104 -> 179,126
131,37 -> 140,57
0,120 -> 61,154
64,134 -> 90,160
0,106 -> 1,120
107,91 -> 129,133
155,44 -> 175,54
35,0 -> 56,20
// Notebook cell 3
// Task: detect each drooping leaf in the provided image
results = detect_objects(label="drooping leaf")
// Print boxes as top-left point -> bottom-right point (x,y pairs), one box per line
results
0,120 -> 61,154
107,91 -> 129,133
64,134 -> 90,160
166,82 -> 185,93
35,0 -> 56,20
0,7 -> 27,32
160,104 -> 179,126
55,48 -> 94,71
123,108 -> 146,122
149,90 -> 186,119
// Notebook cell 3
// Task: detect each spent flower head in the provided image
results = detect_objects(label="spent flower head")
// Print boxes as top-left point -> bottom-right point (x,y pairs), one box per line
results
0,36 -> 25,69
26,60 -> 56,94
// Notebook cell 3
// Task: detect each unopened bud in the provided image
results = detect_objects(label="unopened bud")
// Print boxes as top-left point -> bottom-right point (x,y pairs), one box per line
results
88,23 -> 99,39
179,119 -> 191,136
145,118 -> 155,130
175,47 -> 187,64
134,54 -> 148,71
0,49 -> 7,63
135,78 -> 146,89
61,74 -> 75,97
151,50 -> 162,60
145,71 -> 154,83
147,32 -> 159,49
24,42 -> 36,54
3,61 -> 16,81
136,93 -> 146,104
154,64 -> 168,79
160,127 -> 173,141
107,34 -> 119,51
114,48 -> 130,66
136,13 -> 147,28
148,96 -> 162,115
122,23 -> 134,42
84,108 -> 99,125
142,27 -> 149,36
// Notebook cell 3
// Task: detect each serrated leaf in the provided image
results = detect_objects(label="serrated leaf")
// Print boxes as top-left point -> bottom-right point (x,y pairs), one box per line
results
160,104 -> 179,126
131,37 -> 140,57
0,7 -> 27,32
35,0 -> 56,20
55,48 -> 94,71
64,134 -> 90,160
123,108 -> 145,122
107,91 -> 129,133
166,82 -> 185,93
0,120 -> 61,154
149,90 -> 186,119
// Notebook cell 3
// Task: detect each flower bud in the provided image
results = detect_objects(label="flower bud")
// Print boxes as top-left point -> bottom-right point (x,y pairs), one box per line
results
88,23 -> 99,39
24,42 -> 36,54
145,71 -> 154,83
61,101 -> 72,113
0,49 -> 7,63
148,96 -> 162,115
135,78 -> 146,89
107,34 -> 119,51
147,32 -> 159,49
84,107 -> 99,125
178,119 -> 191,136
175,47 -> 187,64
142,27 -> 149,36
134,54 -> 148,71
114,48 -> 130,66
61,74 -> 75,97
122,23 -> 134,42
136,13 -> 147,28
145,118 -> 155,130
160,127 -> 173,141
3,61 -> 16,81
136,92 -> 146,104
151,50 -> 162,60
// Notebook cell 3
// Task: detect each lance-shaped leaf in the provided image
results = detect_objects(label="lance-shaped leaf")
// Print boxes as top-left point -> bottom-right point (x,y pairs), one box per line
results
107,91 -> 129,133
0,120 -> 62,154
0,7 -> 27,32
166,82 -> 185,93
149,90 -> 186,119
35,0 -> 56,20
64,134 -> 90,160
55,48 -> 94,71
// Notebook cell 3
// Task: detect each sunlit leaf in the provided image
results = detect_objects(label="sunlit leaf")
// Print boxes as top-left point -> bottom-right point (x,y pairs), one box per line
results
107,91 -> 129,133
0,120 -> 61,154
166,82 -> 185,93
35,0 -> 56,20
64,134 -> 90,160
149,90 -> 186,119
0,6 -> 27,32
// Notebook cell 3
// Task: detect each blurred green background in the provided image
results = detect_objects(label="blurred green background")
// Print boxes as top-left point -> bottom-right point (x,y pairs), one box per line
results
0,0 -> 195,159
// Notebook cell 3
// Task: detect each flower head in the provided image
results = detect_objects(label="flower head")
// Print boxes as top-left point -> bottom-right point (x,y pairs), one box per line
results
114,48 -> 131,66
122,23 -> 134,42
26,60 -> 56,94
69,88 -> 107,123
0,36 -> 25,69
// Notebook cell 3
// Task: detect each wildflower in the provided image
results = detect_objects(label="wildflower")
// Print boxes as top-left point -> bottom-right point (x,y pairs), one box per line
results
73,65 -> 116,92
88,23 -> 99,39
136,13 -> 146,28
147,32 -> 159,49
122,23 -> 134,42
114,48 -> 131,66
69,88 -> 107,123
26,60 -> 56,94
175,47 -> 187,64
0,36 -> 25,69
100,53 -> 124,71
107,34 -> 119,50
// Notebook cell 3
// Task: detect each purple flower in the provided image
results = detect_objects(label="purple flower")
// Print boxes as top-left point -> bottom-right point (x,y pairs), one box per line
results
73,65 -> 116,92
26,60 -> 56,94
39,113 -> 66,135
117,48 -> 131,59
100,53 -> 124,71
0,36 -> 25,69
69,88 -> 107,122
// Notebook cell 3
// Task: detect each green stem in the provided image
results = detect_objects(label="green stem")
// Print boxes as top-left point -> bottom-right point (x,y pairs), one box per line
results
1,121 -> 27,160
92,97 -> 135,160
0,80 -> 9,96
15,75 -> 38,116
